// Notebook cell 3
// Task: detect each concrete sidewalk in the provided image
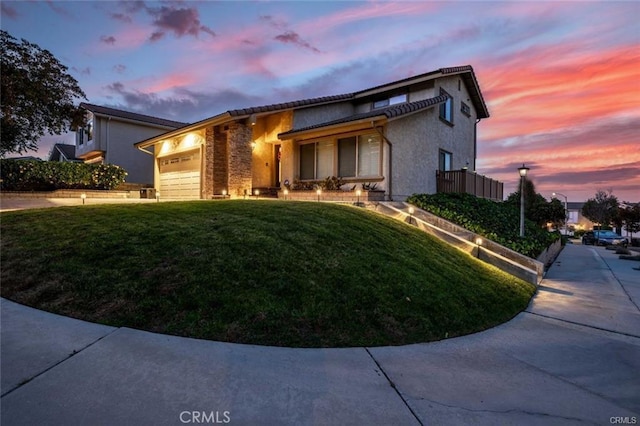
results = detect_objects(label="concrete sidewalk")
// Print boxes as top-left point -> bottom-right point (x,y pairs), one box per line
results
2,243 -> 639,425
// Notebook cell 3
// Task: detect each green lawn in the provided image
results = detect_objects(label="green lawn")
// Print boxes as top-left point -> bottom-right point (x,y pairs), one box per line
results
0,200 -> 535,347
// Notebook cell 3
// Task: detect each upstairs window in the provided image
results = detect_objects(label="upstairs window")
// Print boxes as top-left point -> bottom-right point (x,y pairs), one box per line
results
439,88 -> 453,124
373,94 -> 407,109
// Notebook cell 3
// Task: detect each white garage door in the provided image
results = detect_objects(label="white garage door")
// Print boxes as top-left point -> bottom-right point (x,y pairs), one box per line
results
158,150 -> 200,199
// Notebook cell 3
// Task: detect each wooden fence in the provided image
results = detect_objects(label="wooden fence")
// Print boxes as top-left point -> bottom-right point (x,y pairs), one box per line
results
436,170 -> 503,201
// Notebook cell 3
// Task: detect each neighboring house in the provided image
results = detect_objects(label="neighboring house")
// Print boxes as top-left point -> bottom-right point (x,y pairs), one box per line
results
135,65 -> 493,200
566,202 -> 594,232
75,103 -> 188,185
48,143 -> 81,162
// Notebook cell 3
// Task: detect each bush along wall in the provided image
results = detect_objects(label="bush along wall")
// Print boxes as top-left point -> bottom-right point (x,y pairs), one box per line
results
0,159 -> 128,191
407,193 -> 560,258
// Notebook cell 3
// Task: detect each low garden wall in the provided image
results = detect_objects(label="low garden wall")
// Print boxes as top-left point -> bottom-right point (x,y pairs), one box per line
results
281,190 -> 385,202
0,189 -> 141,199
372,202 -> 545,285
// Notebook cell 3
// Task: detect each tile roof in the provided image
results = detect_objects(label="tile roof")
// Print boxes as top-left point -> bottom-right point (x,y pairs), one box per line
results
278,95 -> 448,138
80,103 -> 189,128
227,94 -> 354,117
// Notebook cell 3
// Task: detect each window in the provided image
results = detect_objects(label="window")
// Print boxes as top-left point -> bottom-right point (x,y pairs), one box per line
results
316,140 -> 334,178
338,137 -> 357,177
439,88 -> 453,123
85,112 -> 94,141
299,143 -> 315,180
439,150 -> 452,171
461,101 -> 471,117
299,133 -> 382,179
358,134 -> 380,177
373,94 -> 407,109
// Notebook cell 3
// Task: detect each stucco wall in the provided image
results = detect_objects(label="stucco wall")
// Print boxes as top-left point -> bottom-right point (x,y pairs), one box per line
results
386,75 -> 480,200
77,115 -> 179,185
292,103 -> 354,129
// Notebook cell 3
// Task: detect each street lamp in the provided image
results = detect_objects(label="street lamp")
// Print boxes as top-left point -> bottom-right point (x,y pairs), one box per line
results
552,192 -> 568,236
518,164 -> 529,237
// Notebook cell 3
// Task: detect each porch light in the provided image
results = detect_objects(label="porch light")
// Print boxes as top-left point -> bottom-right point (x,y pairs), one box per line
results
518,164 -> 529,237
80,193 -> 86,205
316,188 -> 322,202
251,141 -> 257,150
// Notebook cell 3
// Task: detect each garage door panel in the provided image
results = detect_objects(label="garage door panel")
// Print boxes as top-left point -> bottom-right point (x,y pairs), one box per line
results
158,150 -> 200,199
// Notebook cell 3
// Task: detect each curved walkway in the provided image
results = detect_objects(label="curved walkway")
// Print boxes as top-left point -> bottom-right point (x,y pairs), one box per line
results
2,243 -> 639,425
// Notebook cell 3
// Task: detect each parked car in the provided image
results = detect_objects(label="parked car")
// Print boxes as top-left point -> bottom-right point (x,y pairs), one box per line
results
582,230 -> 628,246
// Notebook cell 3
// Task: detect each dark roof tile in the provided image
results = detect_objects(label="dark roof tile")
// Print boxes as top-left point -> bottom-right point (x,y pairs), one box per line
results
80,103 -> 189,128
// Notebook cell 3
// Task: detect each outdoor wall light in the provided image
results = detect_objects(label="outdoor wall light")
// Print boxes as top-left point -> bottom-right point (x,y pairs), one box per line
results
316,188 -> 322,202
80,193 -> 86,205
251,141 -> 257,150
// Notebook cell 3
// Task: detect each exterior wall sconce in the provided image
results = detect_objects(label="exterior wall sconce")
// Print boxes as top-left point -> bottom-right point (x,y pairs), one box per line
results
316,188 -> 322,202
81,193 -> 86,205
518,163 -> 529,237
251,141 -> 257,150
249,114 -> 257,126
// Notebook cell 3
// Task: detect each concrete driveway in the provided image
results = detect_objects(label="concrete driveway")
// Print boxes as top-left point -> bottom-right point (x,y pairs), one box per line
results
1,243 -> 639,425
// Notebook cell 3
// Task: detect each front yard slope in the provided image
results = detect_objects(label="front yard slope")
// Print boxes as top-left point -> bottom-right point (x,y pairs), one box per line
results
0,201 -> 535,347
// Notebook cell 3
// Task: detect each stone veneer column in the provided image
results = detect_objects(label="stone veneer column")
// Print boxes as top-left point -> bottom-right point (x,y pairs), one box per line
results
202,126 -> 215,199
213,126 -> 228,195
227,121 -> 253,197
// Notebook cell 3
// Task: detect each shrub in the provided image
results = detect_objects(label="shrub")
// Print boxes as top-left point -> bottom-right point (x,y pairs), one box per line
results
0,159 -> 127,191
407,193 -> 560,258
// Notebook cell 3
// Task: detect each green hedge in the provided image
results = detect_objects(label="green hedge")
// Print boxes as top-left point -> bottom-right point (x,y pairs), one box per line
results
407,193 -> 560,258
0,159 -> 128,191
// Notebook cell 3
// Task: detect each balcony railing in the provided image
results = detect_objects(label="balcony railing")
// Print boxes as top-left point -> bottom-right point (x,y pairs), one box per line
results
436,169 -> 503,201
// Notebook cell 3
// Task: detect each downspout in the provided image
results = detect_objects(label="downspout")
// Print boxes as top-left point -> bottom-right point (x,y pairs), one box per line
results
474,118 -> 481,172
372,123 -> 393,201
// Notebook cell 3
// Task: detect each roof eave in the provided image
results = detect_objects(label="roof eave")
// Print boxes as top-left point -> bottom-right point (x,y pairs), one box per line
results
135,112 -> 236,149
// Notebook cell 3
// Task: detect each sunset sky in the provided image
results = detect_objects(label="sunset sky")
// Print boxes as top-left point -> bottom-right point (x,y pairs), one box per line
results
1,1 -> 638,202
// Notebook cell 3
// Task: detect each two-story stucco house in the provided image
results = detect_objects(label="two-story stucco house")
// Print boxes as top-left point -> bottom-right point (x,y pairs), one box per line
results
135,65 -> 491,200
75,103 -> 188,185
